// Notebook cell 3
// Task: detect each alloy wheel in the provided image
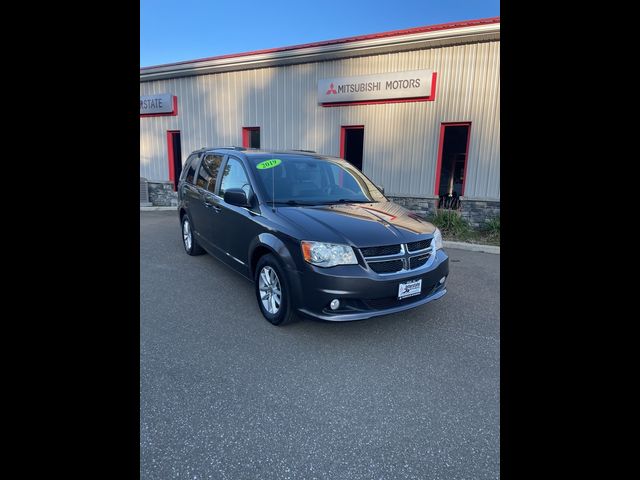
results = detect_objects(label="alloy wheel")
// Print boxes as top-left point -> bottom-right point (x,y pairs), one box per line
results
182,218 -> 192,251
258,266 -> 282,314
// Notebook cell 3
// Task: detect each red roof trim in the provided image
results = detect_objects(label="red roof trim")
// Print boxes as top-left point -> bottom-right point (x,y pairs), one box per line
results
141,17 -> 499,71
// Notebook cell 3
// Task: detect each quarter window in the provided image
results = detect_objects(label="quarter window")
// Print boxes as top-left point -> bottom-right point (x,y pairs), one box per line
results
196,154 -> 223,193
181,154 -> 199,184
219,158 -> 251,198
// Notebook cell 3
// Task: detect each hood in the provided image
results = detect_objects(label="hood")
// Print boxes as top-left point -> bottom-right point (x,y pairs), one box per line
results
275,201 -> 435,247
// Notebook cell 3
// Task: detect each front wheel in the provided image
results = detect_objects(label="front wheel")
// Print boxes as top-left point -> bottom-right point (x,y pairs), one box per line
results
254,254 -> 296,325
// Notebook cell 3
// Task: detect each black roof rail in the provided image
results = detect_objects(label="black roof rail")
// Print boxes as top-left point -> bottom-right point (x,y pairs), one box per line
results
200,145 -> 246,151
219,146 -> 247,151
289,149 -> 316,153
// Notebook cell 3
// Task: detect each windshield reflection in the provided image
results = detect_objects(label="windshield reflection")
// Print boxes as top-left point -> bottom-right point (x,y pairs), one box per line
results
252,157 -> 387,205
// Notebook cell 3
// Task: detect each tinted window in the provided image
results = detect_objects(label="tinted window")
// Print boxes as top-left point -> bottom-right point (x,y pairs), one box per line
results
219,158 -> 251,198
181,154 -> 198,184
196,154 -> 223,193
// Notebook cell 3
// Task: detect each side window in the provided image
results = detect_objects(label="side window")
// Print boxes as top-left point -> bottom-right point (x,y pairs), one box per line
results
195,154 -> 223,193
219,158 -> 251,198
180,154 -> 198,184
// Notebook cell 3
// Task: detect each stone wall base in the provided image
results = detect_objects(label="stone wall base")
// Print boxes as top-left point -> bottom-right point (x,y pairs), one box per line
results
387,196 -> 438,218
142,188 -> 500,225
459,199 -> 500,228
148,181 -> 178,207
387,195 -> 500,228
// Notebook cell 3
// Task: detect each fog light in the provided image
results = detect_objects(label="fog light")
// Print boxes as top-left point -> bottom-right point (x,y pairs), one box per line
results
330,299 -> 340,310
439,276 -> 446,284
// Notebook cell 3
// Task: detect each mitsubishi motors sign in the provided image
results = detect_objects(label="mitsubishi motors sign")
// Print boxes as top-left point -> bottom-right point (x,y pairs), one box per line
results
318,69 -> 436,106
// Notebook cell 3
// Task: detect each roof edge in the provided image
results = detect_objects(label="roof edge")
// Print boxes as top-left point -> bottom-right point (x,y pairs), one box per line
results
141,17 -> 499,71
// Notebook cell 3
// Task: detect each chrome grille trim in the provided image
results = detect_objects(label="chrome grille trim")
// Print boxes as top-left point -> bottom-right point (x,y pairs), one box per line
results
359,240 -> 436,276
359,244 -> 402,257
407,239 -> 432,252
363,243 -> 406,261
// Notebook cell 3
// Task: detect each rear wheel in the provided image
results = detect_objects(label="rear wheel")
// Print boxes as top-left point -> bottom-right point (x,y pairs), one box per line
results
255,254 -> 296,325
181,215 -> 205,255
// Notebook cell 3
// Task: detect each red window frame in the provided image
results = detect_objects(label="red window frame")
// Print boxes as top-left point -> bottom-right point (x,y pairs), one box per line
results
242,127 -> 260,148
340,125 -> 365,159
167,130 -> 180,191
340,125 -> 365,186
433,122 -> 472,197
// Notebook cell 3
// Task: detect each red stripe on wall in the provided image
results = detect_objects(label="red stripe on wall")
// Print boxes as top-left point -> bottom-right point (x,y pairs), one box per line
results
428,72 -> 437,101
461,123 -> 472,196
433,125 -> 447,197
167,131 -> 179,190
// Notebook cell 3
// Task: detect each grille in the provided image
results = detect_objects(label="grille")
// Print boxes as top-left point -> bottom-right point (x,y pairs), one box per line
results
407,239 -> 431,252
368,260 -> 403,274
360,244 -> 401,257
410,254 -> 430,269
360,238 -> 434,275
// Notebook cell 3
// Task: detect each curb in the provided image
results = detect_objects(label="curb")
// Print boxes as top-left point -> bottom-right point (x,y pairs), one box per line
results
140,206 -> 177,211
443,240 -> 500,254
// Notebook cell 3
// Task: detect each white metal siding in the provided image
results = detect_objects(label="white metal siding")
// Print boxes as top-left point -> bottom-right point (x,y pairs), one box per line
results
140,40 -> 499,199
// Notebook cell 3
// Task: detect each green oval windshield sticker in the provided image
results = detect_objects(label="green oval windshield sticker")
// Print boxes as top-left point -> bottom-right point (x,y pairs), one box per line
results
256,159 -> 282,170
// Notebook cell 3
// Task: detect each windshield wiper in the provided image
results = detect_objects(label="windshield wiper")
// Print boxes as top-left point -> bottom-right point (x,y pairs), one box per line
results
320,199 -> 372,205
272,200 -> 319,206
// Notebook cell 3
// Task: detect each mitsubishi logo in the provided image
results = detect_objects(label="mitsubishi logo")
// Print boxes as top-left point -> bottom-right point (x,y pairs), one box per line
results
326,83 -> 337,95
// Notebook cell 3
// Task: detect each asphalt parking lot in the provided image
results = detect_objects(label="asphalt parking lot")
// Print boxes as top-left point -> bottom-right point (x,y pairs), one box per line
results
140,211 -> 500,480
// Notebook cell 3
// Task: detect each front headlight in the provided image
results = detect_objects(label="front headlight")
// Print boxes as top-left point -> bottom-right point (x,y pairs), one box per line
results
301,241 -> 358,267
433,228 -> 443,250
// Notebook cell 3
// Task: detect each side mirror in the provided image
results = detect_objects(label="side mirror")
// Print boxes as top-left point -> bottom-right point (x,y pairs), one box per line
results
224,188 -> 251,208
376,184 -> 385,195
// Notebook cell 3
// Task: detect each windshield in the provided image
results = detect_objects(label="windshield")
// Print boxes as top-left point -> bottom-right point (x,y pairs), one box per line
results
250,156 -> 387,206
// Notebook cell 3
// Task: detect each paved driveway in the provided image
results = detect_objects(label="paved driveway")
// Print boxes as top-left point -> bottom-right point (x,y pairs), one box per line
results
140,211 -> 500,479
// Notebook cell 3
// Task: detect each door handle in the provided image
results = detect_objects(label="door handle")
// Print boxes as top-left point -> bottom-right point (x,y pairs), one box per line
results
204,197 -> 221,212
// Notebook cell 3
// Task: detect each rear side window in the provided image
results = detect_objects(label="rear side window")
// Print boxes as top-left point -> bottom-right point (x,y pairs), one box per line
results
196,154 -> 223,193
181,154 -> 199,184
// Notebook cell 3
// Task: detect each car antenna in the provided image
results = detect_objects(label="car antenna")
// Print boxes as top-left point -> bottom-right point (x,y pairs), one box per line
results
272,163 -> 276,212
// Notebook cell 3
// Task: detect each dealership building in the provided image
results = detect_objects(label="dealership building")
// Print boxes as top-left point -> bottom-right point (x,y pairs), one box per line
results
140,17 -> 499,225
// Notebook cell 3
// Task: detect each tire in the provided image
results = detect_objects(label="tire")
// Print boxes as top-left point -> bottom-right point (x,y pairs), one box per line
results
181,214 -> 205,256
254,254 -> 296,325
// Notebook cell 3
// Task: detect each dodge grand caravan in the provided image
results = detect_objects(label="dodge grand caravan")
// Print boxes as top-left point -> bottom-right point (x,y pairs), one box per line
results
178,147 -> 449,325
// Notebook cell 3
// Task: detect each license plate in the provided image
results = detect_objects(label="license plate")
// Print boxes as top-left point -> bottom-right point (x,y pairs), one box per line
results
398,279 -> 422,300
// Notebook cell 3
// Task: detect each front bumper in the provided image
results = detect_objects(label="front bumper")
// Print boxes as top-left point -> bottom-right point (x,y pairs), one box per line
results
289,249 -> 449,321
